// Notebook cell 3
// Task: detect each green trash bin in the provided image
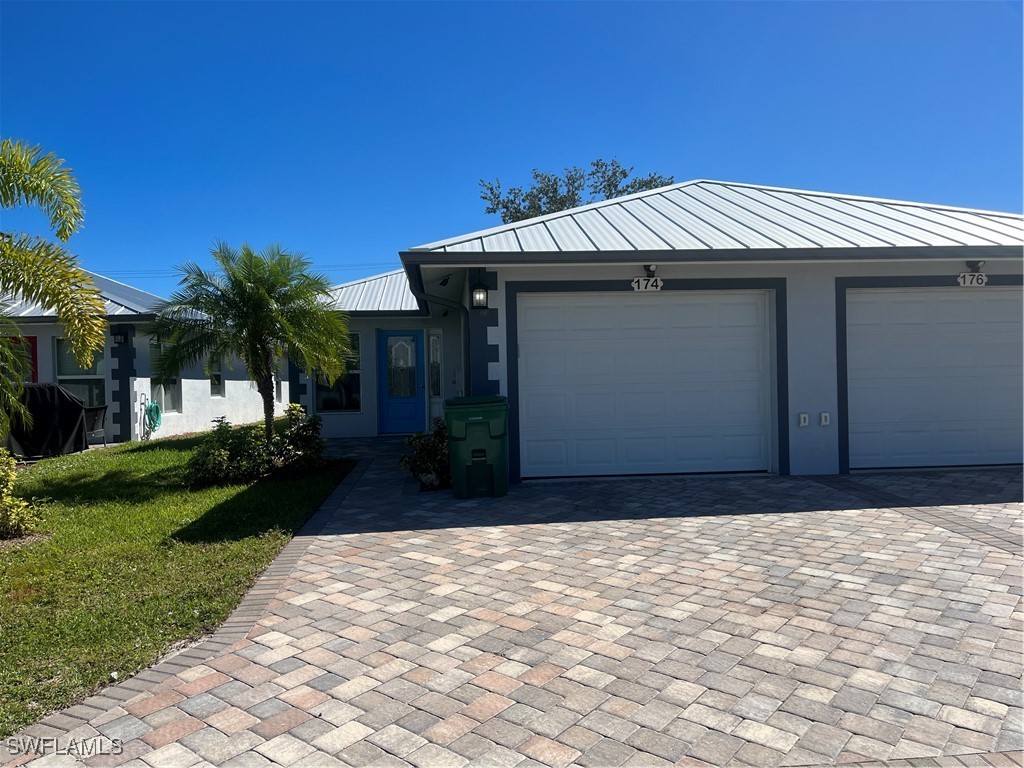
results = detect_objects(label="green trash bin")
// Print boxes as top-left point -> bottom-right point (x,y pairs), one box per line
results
445,395 -> 509,499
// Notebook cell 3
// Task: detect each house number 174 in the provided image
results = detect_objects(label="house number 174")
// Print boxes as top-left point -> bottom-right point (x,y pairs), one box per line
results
631,277 -> 664,292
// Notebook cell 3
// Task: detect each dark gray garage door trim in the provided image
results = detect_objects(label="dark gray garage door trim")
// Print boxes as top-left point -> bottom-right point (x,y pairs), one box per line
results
835,274 -> 1024,473
505,278 -> 789,482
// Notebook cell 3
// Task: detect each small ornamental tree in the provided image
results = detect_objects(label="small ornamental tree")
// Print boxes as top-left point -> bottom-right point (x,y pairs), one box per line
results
150,242 -> 351,443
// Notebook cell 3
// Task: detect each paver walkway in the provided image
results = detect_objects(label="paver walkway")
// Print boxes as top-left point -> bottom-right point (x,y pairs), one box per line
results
6,443 -> 1022,768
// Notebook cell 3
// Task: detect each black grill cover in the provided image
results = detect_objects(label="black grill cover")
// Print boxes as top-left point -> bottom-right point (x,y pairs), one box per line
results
6,383 -> 88,459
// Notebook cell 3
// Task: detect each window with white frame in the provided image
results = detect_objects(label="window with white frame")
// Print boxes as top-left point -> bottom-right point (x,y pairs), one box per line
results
209,357 -> 225,397
55,338 -> 106,406
315,334 -> 360,412
150,341 -> 182,413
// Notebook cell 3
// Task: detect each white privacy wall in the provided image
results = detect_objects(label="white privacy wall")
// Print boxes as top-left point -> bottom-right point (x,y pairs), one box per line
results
488,259 -> 1023,475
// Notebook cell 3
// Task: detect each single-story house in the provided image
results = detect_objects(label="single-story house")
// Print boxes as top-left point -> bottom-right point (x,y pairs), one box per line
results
6,271 -> 289,444
296,180 -> 1023,481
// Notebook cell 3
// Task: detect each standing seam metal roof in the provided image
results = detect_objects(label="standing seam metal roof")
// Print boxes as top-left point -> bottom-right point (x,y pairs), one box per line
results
411,180 -> 1024,253
329,269 -> 420,313
3,271 -> 164,319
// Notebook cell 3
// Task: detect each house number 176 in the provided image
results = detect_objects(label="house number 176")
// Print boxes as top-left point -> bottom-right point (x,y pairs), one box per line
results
957,272 -> 988,287
631,277 -> 664,292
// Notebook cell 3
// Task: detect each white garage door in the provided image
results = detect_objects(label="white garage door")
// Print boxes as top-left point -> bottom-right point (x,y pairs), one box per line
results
847,287 -> 1023,469
517,291 -> 772,478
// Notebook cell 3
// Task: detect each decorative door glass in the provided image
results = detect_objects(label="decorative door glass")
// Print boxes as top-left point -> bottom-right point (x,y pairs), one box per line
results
387,336 -> 416,397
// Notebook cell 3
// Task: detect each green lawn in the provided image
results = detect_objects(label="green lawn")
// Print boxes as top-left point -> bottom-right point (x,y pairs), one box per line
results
0,434 -> 353,738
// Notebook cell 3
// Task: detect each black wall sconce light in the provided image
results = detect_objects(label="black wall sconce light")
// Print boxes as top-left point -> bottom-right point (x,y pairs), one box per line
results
643,264 -> 657,278
966,260 -> 985,272
471,285 -> 488,309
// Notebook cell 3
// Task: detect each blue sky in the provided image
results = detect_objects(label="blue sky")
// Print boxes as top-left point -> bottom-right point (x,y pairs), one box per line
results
2,1 -> 1021,297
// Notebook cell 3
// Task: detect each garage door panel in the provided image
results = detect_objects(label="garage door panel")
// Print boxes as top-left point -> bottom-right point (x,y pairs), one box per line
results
618,394 -> 666,420
614,305 -> 664,330
523,384 -> 767,429
575,438 -> 618,465
522,440 -> 568,471
519,291 -> 772,477
574,393 -> 616,419
717,387 -> 767,421
717,343 -> 766,373
521,347 -> 566,378
572,352 -> 614,378
623,436 -> 668,465
987,296 -> 1022,323
520,305 -> 565,332
667,303 -> 715,328
719,433 -> 766,465
569,305 -> 621,331
987,427 -> 1024,457
718,298 -> 766,327
849,430 -> 884,464
523,393 -> 568,422
979,341 -> 1022,364
854,378 -> 1021,422
847,286 -> 1022,469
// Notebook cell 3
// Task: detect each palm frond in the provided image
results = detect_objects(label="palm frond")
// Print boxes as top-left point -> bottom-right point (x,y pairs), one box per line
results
0,315 -> 32,438
0,234 -> 107,369
0,139 -> 84,241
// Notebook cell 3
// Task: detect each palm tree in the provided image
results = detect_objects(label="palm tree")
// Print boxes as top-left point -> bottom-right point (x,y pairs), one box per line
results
150,242 -> 350,442
0,139 -> 107,437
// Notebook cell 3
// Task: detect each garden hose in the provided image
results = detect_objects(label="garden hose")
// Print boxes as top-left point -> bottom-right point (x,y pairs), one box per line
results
144,401 -> 162,433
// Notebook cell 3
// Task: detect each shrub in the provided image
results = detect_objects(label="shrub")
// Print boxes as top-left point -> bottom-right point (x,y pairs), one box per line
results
276,403 -> 325,473
186,417 -> 236,485
400,417 -> 451,490
186,406 -> 325,486
0,447 -> 39,538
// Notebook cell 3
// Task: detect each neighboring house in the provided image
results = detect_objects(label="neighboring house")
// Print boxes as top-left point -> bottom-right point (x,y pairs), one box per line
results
300,180 -> 1024,482
5,271 -> 288,444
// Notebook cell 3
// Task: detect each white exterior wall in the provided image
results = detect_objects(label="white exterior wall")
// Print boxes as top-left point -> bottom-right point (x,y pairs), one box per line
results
484,259 -> 1024,475
130,340 -> 288,441
303,314 -> 464,439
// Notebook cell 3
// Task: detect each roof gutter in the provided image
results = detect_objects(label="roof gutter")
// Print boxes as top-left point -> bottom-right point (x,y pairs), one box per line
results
399,245 -> 1023,267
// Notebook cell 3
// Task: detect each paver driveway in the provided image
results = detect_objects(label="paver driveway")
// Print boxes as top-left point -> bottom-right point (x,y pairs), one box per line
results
8,443 -> 1022,768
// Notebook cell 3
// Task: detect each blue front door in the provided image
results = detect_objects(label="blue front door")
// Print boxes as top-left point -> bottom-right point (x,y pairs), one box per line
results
378,330 -> 426,434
